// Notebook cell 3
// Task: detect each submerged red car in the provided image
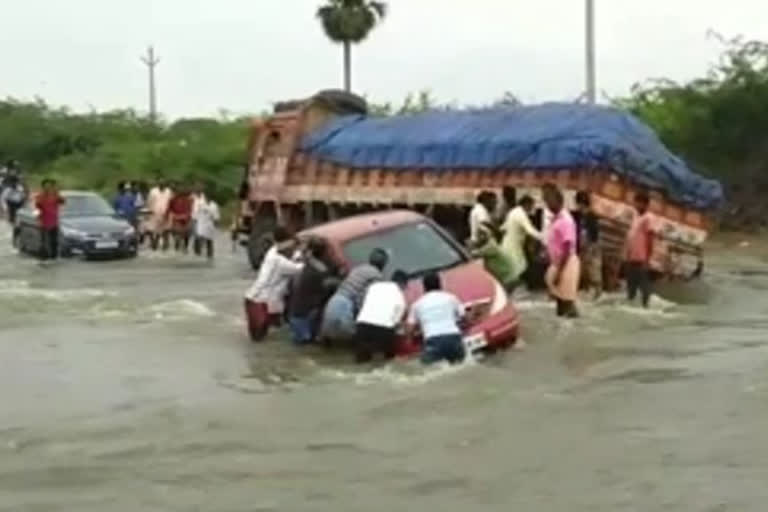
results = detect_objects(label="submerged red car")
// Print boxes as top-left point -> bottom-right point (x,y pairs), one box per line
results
247,210 -> 520,357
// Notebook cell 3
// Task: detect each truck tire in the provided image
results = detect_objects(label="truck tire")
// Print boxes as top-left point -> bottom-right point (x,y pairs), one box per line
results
247,217 -> 276,271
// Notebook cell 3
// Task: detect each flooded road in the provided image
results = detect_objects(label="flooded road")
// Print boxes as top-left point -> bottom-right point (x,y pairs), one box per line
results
1,225 -> 767,511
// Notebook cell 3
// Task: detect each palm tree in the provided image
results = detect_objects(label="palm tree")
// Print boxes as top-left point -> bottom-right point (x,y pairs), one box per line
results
316,0 -> 387,92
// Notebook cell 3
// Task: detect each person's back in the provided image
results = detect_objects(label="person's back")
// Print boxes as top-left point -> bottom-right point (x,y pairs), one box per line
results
410,290 -> 462,339
355,271 -> 409,362
409,281 -> 466,365
321,249 -> 388,344
357,281 -> 406,331
337,263 -> 383,307
115,191 -> 137,221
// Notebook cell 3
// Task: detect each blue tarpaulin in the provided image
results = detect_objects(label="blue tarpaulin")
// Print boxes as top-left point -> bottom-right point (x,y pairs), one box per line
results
300,103 -> 724,209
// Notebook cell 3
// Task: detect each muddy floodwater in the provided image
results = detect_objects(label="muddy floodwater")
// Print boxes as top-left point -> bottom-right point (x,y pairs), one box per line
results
1,224 -> 767,511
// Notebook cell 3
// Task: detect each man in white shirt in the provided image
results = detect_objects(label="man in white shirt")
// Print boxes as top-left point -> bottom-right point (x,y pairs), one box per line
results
193,195 -> 220,259
244,227 -> 304,341
408,272 -> 467,365
468,191 -> 496,243
354,270 -> 409,363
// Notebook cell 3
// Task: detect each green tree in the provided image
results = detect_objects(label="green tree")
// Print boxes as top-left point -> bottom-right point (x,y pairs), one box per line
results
316,0 -> 387,92
619,33 -> 768,228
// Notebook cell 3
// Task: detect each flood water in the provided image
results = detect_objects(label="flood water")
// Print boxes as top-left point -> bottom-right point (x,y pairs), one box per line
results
1,225 -> 767,511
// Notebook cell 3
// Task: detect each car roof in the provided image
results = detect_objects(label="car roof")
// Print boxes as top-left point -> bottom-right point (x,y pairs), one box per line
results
301,210 -> 427,243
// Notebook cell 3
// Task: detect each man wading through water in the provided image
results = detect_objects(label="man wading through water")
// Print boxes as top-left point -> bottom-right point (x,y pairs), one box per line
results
542,184 -> 581,318
35,179 -> 65,263
624,191 -> 655,308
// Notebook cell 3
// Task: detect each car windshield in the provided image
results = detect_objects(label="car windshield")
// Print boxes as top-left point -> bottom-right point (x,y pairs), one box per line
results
61,194 -> 114,217
342,222 -> 465,277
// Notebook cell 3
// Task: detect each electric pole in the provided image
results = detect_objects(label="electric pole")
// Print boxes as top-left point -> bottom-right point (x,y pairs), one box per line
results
585,0 -> 597,104
141,46 -> 160,123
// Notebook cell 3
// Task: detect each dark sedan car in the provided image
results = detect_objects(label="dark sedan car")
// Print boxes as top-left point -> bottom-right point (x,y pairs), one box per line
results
16,191 -> 138,259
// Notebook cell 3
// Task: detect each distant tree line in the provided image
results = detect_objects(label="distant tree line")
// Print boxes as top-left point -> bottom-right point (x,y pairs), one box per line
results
0,100 -> 247,204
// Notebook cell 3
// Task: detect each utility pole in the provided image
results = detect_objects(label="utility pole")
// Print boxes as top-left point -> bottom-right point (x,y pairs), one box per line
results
141,46 -> 160,123
585,0 -> 597,104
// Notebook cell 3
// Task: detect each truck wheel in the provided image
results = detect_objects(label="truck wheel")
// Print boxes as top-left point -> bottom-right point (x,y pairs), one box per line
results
247,218 -> 276,270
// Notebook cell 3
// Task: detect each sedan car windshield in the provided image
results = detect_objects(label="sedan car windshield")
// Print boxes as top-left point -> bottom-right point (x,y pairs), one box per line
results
61,194 -> 115,217
342,222 -> 465,277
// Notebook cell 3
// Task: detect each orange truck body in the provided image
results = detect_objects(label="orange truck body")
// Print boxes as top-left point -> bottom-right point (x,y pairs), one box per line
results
237,91 -> 714,286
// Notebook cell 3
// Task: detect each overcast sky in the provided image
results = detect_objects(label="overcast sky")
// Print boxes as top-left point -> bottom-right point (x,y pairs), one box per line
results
1,0 -> 765,119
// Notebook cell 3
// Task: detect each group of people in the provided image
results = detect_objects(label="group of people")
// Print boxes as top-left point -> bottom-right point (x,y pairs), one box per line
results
242,182 -> 657,364
469,183 -> 656,317
121,181 -> 220,259
244,229 -> 469,366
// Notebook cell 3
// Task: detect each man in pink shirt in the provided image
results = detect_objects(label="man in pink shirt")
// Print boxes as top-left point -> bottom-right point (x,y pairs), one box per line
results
543,184 -> 581,318
624,191 -> 655,308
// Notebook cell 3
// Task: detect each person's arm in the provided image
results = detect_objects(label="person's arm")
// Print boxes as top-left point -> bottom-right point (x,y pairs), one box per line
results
57,193 -> 65,205
211,203 -> 220,223
277,253 -> 304,275
518,210 -> 542,240
453,296 -> 467,329
472,241 -> 494,258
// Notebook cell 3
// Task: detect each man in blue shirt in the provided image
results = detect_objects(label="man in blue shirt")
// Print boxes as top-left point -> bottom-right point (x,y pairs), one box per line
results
113,182 -> 138,227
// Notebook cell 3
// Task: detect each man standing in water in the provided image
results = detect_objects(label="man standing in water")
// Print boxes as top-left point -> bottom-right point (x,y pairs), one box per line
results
167,184 -> 194,253
354,269 -> 409,363
113,182 -> 138,229
624,191 -> 655,308
244,227 -> 304,341
35,179 -> 65,262
500,195 -> 542,289
147,180 -> 172,250
408,272 -> 466,365
192,193 -> 219,260
542,184 -> 580,318
574,191 -> 602,300
1,174 -> 27,226
468,191 -> 496,244
287,237 -> 339,346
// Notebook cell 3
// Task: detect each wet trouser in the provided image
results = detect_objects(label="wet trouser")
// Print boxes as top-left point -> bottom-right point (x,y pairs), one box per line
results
194,237 -> 214,259
625,261 -> 652,308
244,299 -> 282,342
556,299 -> 578,318
5,200 -> 22,225
288,309 -> 321,346
174,232 -> 190,252
150,231 -> 170,251
40,227 -> 59,260
355,322 -> 397,363
320,294 -> 356,344
421,334 -> 466,365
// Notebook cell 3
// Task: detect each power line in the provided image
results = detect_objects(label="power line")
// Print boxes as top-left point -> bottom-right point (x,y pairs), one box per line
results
140,46 -> 160,123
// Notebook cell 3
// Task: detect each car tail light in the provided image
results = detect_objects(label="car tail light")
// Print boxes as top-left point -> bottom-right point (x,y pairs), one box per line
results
463,281 -> 508,325
464,298 -> 491,326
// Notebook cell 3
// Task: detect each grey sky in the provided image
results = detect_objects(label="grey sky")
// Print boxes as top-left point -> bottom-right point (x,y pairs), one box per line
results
1,0 -> 765,119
